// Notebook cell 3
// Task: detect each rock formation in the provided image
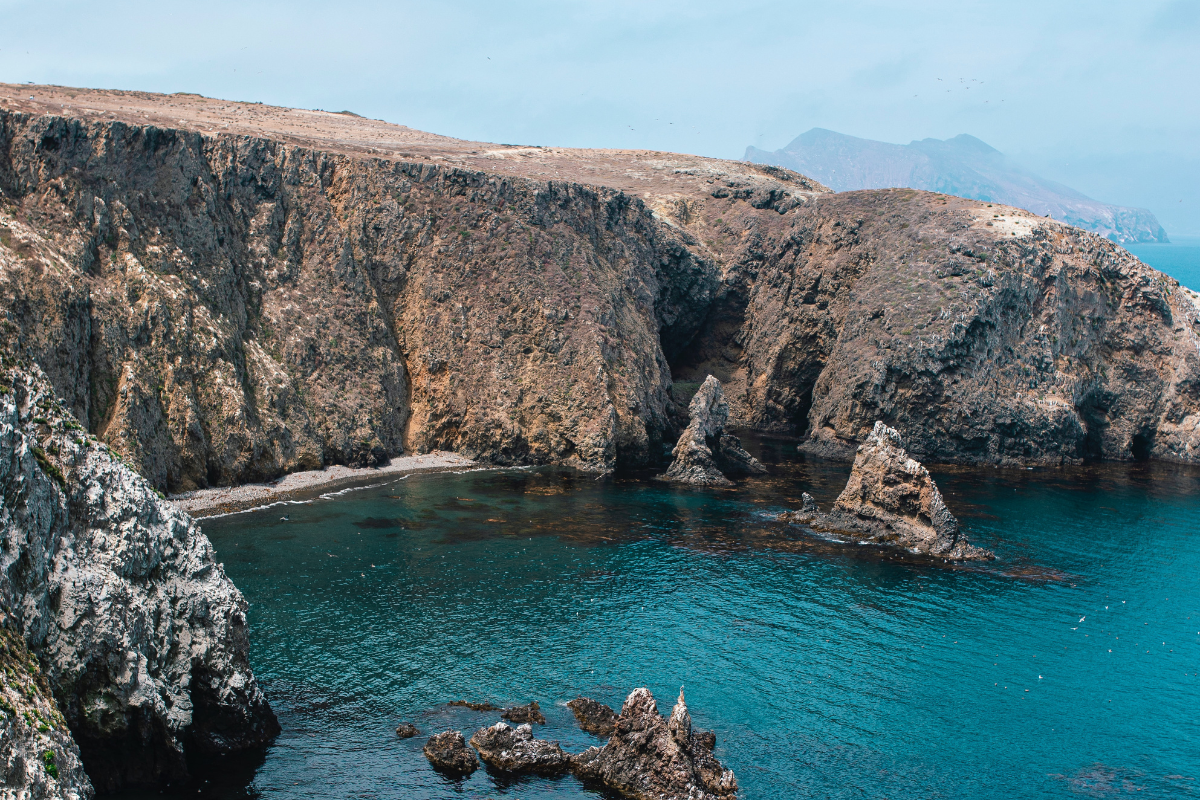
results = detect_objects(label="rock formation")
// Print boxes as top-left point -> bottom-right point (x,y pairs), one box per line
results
660,377 -> 766,486
501,700 -> 546,724
423,731 -> 479,775
0,626 -> 91,800
469,722 -> 570,775
395,723 -> 419,738
567,696 -> 617,737
572,688 -> 737,800
0,84 -> 1197,486
0,345 -> 278,793
782,422 -> 991,560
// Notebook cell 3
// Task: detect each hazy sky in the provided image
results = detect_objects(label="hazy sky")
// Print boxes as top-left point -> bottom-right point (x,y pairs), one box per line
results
2,0 -> 1197,232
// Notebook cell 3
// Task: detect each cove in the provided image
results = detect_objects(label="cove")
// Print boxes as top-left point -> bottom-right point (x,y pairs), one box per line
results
130,440 -> 1200,799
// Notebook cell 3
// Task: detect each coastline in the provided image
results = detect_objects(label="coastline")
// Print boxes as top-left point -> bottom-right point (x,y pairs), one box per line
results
168,451 -> 478,517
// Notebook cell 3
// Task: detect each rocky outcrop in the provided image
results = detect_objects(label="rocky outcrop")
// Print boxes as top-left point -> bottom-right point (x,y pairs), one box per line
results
660,377 -> 766,486
0,346 -> 277,793
469,722 -> 570,775
572,688 -> 737,800
567,696 -> 617,737
501,700 -> 546,724
0,626 -> 91,800
423,731 -> 478,775
782,422 -> 991,559
395,723 -> 419,738
0,88 -> 1197,487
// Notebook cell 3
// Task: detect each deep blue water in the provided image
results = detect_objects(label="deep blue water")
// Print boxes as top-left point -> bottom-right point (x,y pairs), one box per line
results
1126,235 -> 1200,290
146,442 -> 1199,799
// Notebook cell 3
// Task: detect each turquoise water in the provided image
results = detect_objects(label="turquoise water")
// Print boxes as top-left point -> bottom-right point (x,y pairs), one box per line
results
148,442 -> 1199,799
1126,235 -> 1200,290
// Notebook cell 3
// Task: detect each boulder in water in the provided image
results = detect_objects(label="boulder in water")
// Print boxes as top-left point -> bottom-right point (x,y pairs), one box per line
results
395,723 -> 419,738
423,731 -> 478,774
567,696 -> 618,737
572,687 -> 737,800
501,700 -> 546,724
469,722 -> 571,775
661,376 -> 766,486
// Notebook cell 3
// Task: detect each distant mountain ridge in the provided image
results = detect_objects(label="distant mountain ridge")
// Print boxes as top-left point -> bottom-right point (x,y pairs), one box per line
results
746,129 -> 1168,243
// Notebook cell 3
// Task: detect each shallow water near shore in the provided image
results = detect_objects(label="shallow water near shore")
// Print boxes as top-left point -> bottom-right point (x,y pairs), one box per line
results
134,439 -> 1199,799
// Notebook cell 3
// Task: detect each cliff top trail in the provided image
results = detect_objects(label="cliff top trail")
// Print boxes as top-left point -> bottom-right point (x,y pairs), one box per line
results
0,83 -> 829,208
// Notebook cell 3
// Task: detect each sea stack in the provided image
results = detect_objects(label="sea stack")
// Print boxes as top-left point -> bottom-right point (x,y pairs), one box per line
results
784,421 -> 992,560
661,376 -> 766,486
572,688 -> 737,800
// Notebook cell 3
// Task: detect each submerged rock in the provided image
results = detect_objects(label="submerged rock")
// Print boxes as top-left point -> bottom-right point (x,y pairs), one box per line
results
448,700 -> 500,712
572,688 -> 737,800
395,723 -> 419,738
423,731 -> 478,775
783,421 -> 992,560
469,722 -> 570,775
501,700 -> 546,724
661,376 -> 766,486
0,352 -> 278,794
567,697 -> 618,737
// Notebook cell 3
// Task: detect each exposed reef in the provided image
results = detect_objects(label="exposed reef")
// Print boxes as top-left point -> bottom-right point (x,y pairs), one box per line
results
423,730 -> 479,775
0,344 -> 277,794
501,700 -> 546,724
660,376 -> 766,486
572,688 -> 737,800
782,421 -> 991,560
567,696 -> 618,737
469,722 -> 570,775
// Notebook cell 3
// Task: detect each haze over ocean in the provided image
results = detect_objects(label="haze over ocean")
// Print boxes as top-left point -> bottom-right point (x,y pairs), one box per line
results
1127,235 -> 1200,291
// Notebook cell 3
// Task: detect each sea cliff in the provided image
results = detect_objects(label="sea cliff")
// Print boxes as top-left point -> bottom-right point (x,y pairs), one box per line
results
1,89 -> 1195,483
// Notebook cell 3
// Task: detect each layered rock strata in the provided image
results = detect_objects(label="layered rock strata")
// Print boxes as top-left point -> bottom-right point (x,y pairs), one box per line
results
469,722 -> 570,775
0,345 -> 278,793
572,688 -> 737,800
782,421 -> 991,559
660,376 -> 765,486
0,85 -> 1196,494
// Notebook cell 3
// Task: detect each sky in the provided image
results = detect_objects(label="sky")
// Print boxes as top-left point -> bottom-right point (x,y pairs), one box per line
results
2,0 -> 1197,233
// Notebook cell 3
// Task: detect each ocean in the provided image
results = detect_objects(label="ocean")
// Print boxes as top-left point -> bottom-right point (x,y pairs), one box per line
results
1126,234 -> 1200,291
124,440 -> 1200,799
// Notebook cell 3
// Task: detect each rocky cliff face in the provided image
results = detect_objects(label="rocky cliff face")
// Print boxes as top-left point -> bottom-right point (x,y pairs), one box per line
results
682,191 -> 1200,466
0,88 -> 1197,485
0,341 -> 277,792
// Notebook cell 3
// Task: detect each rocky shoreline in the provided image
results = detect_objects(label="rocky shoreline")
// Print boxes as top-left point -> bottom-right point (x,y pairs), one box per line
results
168,452 -> 477,517
424,689 -> 736,800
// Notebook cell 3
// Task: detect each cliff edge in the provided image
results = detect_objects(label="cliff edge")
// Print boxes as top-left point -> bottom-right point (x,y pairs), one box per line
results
0,335 -> 278,793
0,84 -> 1196,489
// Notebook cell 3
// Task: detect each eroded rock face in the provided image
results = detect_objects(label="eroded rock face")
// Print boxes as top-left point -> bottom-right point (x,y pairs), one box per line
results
0,350 -> 278,792
783,422 -> 991,560
660,377 -> 766,486
567,696 -> 617,737
572,688 -> 737,800
469,722 -> 570,775
0,97 -> 1196,496
0,627 -> 91,800
423,731 -> 478,775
